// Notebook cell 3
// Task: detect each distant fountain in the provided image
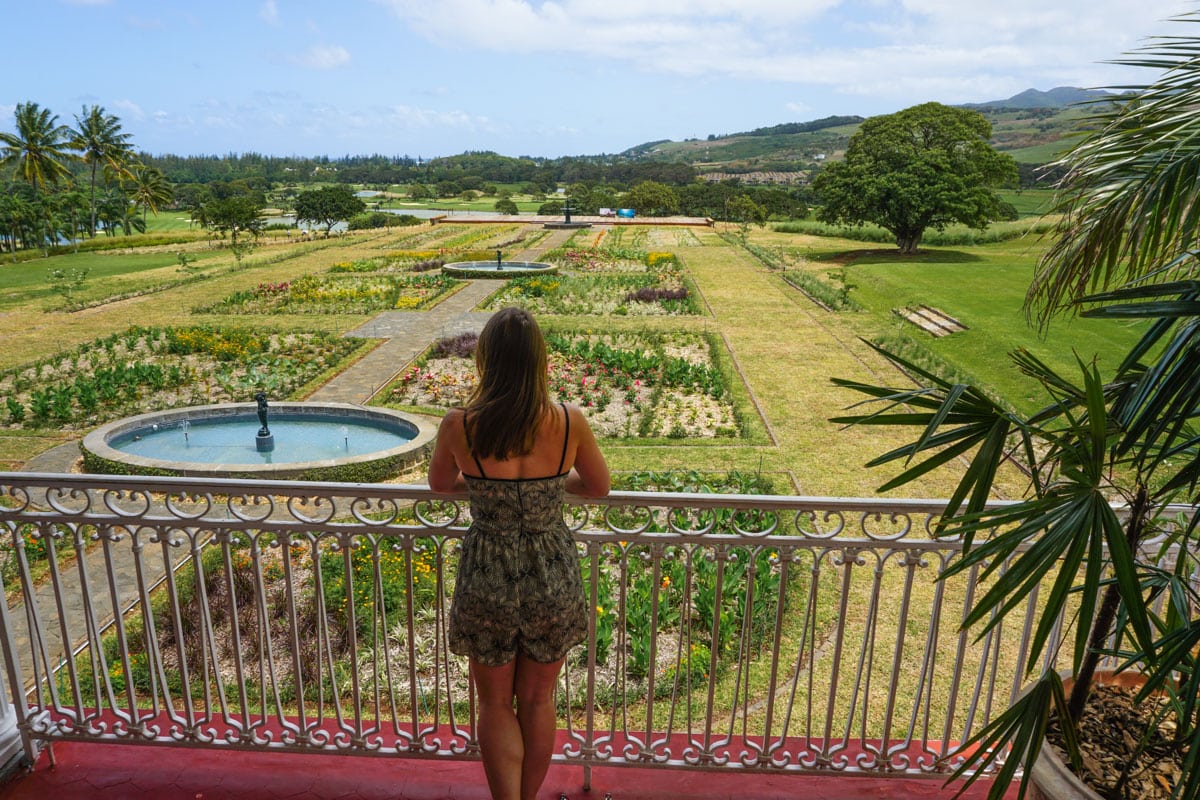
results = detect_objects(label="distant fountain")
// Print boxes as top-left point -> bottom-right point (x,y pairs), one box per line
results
442,249 -> 558,279
543,198 -> 592,230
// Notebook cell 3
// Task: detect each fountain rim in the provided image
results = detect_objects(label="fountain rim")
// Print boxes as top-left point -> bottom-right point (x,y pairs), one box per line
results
441,260 -> 558,279
81,402 -> 437,479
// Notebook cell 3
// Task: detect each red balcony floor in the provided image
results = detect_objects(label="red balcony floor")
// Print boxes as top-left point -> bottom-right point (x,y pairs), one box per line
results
0,741 -> 1016,800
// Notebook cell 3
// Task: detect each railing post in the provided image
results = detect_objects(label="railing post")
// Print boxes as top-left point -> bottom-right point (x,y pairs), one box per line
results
0,670 -> 23,777
0,583 -> 36,776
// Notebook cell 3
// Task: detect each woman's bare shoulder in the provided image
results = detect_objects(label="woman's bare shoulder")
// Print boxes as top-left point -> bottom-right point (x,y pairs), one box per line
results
437,407 -> 466,431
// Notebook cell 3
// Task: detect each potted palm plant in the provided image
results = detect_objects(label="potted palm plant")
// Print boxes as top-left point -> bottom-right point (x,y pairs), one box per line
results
830,18 -> 1200,800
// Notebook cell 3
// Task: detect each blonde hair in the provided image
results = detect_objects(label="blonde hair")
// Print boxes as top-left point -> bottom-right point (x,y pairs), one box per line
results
464,307 -> 550,459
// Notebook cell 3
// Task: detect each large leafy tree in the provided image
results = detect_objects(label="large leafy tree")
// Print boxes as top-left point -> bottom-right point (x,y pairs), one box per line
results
832,22 -> 1200,800
294,184 -> 365,235
200,194 -> 264,260
812,102 -> 1017,254
622,180 -> 679,217
70,105 -> 135,236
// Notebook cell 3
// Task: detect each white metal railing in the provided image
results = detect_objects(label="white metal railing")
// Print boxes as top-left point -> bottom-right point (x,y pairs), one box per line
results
0,472 -> 1186,788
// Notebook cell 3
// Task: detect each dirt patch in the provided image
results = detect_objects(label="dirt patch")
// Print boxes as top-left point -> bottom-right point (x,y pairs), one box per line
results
1045,683 -> 1182,800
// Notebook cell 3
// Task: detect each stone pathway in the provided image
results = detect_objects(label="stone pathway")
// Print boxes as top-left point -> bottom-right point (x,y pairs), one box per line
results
306,225 -> 576,404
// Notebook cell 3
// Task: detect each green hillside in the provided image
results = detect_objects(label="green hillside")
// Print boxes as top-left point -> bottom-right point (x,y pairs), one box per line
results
620,90 -> 1112,175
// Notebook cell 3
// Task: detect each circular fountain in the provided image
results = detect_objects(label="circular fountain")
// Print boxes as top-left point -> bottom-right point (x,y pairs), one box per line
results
81,401 -> 437,481
442,249 -> 558,279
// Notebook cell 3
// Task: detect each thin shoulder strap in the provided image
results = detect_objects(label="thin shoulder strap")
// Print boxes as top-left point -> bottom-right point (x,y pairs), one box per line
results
462,411 -> 488,478
557,402 -> 570,475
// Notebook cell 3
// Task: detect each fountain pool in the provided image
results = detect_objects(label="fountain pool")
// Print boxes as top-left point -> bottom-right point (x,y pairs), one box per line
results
442,249 -> 558,279
81,402 -> 437,481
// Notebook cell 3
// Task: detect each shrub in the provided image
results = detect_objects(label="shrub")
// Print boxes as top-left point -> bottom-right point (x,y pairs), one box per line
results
431,332 -> 478,358
624,287 -> 688,303
347,211 -> 422,230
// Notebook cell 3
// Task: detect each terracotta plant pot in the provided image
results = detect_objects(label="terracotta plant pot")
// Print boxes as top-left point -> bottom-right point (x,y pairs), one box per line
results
1028,669 -> 1147,800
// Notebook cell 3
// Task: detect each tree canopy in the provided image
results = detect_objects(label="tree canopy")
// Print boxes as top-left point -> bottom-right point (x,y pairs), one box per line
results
198,195 -> 265,246
622,180 -> 679,217
294,185 -> 366,234
812,102 -> 1017,254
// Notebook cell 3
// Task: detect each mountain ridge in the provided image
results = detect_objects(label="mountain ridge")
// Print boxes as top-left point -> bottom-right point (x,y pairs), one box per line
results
620,87 -> 1111,172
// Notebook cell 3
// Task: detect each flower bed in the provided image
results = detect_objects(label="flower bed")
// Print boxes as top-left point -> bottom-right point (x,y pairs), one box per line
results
382,330 -> 739,438
484,255 -> 698,317
198,273 -> 459,314
1,326 -> 360,431
549,248 -> 650,274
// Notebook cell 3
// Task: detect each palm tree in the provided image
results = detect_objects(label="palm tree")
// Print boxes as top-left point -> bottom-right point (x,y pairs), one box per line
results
0,102 -> 74,254
125,164 -> 173,227
70,105 -> 134,237
832,17 -> 1200,800
95,187 -> 129,237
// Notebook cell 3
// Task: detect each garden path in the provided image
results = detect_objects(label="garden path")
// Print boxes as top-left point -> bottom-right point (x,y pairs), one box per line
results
306,226 -> 578,404
675,238 -> 966,498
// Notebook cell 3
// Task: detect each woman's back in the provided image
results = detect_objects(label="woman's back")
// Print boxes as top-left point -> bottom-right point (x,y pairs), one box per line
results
464,402 -> 572,481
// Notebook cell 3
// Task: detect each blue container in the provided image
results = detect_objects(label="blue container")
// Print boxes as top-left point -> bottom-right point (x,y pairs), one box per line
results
617,208 -> 636,218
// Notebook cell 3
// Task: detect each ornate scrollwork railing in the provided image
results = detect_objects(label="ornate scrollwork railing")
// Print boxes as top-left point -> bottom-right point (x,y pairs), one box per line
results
0,472 -> 1189,786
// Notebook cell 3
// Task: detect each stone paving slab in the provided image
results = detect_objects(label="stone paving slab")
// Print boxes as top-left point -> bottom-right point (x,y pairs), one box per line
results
310,280 -> 499,404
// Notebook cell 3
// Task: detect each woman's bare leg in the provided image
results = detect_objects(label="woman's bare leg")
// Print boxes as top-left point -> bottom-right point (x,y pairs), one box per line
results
514,654 -> 565,800
471,659 -> 521,800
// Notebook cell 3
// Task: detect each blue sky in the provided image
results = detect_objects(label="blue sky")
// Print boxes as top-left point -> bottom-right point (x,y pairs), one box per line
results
2,0 -> 1196,159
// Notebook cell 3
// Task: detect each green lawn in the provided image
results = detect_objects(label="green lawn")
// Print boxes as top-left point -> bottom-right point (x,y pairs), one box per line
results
836,241 -> 1146,409
995,188 -> 1056,217
0,249 -> 224,309
1007,139 -> 1073,164
143,212 -> 204,233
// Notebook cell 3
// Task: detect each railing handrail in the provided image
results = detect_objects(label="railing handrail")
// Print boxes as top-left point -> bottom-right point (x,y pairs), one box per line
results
1,472 -> 1193,789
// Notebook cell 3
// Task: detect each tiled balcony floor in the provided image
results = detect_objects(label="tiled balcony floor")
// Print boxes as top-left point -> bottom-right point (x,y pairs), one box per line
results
0,741 -> 1015,800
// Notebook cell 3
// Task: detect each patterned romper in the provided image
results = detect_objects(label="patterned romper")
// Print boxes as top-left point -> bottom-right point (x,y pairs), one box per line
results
448,403 -> 590,667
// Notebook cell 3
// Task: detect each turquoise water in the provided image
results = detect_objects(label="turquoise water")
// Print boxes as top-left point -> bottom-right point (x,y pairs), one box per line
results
111,415 -> 414,465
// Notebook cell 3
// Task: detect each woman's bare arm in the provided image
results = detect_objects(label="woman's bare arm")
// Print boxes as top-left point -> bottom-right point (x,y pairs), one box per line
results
564,406 -> 610,497
427,411 -> 468,494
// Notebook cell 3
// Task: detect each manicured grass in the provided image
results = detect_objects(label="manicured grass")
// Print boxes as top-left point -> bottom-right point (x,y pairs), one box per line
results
0,249 -> 224,309
767,233 -> 1146,412
142,212 -> 204,233
995,188 -> 1057,217
1007,139 -> 1072,164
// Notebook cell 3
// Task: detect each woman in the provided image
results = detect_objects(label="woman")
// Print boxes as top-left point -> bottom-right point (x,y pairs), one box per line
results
428,307 -> 610,800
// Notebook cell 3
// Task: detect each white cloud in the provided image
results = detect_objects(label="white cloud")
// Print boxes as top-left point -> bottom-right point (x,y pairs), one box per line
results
387,105 -> 494,131
372,0 -> 1195,98
291,45 -> 351,69
260,0 -> 279,24
112,99 -> 145,121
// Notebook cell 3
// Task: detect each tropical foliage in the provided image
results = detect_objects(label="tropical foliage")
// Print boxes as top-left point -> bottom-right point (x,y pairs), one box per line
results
0,102 -> 165,253
832,24 -> 1200,800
